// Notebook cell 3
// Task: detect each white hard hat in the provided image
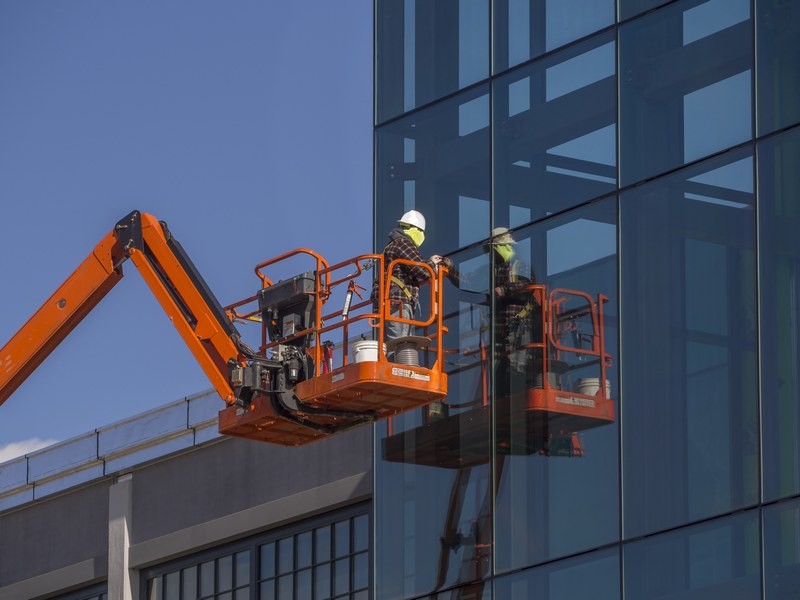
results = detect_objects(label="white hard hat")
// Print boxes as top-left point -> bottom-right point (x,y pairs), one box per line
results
398,209 -> 426,232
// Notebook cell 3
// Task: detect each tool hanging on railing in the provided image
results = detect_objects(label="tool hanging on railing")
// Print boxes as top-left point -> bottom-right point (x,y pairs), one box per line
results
342,280 -> 365,320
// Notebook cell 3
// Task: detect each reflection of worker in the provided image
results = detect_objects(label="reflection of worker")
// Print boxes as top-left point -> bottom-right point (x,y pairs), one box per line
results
438,227 -> 539,396
372,210 -> 442,343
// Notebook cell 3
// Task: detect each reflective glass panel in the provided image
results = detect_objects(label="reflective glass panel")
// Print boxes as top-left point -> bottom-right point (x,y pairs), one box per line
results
297,532 -> 312,570
353,514 -> 368,552
334,520 -> 349,558
494,547 -> 619,599
619,0 -> 753,186
623,510 -> 760,599
218,555 -> 233,591
764,497 -> 800,600
314,564 -> 331,600
621,148 -> 758,538
619,0 -> 672,20
376,85 -> 490,257
759,127 -> 800,501
376,0 -> 489,123
375,242 -> 491,599
493,0 -> 614,72
278,537 -> 294,574
494,197 -> 619,572
494,31 -> 616,227
235,551 -> 249,587
261,542 -> 276,579
182,567 -> 197,600
315,526 -> 331,563
756,0 -> 800,135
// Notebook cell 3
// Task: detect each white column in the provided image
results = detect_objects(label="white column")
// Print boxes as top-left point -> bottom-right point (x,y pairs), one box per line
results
108,473 -> 137,600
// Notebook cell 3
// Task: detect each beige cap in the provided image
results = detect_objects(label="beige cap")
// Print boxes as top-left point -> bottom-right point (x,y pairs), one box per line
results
488,227 -> 516,245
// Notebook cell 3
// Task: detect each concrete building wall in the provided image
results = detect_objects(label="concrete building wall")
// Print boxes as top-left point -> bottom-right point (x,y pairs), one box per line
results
0,425 -> 372,599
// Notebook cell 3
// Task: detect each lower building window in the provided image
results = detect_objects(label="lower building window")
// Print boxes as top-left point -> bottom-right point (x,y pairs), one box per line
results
144,505 -> 369,600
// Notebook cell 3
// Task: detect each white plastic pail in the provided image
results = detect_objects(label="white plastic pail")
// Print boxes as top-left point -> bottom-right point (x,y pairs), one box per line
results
576,377 -> 611,398
351,340 -> 386,363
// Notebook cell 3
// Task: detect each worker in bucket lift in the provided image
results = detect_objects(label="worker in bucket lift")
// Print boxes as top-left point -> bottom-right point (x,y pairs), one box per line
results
435,227 -> 540,398
372,210 -> 442,353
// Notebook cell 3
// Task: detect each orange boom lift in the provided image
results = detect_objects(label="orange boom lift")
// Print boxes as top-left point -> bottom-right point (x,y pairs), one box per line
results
0,211 -> 448,445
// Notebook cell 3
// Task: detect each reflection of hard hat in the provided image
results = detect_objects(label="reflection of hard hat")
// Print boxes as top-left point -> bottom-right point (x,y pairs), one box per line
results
398,210 -> 426,232
488,226 -> 516,245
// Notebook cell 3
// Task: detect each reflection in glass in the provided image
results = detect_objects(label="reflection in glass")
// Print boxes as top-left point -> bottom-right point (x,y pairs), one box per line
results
493,0 -> 614,72
218,555 -> 233,591
494,198 -> 619,572
353,514 -> 369,552
314,563 -> 331,600
619,0 -> 671,20
297,532 -> 312,570
759,128 -> 800,501
334,558 -> 349,596
756,0 -> 800,134
376,243 -> 492,599
165,572 -> 179,599
624,511 -> 760,599
764,498 -> 800,599
354,552 -> 369,590
277,574 -> 292,600
494,548 -> 619,599
376,85 -> 490,258
278,537 -> 294,575
334,520 -> 350,558
200,561 -> 214,597
235,551 -> 249,587
619,0 -> 753,186
494,32 -> 616,227
376,0 -> 489,123
621,149 -> 758,538
315,526 -> 331,563
297,569 -> 312,600
182,566 -> 197,600
261,542 -> 276,578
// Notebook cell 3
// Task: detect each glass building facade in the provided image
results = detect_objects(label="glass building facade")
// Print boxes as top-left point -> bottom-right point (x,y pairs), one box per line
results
374,0 -> 800,599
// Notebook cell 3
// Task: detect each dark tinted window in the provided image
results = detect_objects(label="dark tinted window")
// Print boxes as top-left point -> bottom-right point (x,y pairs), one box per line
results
493,0 -> 614,72
494,198 -> 619,572
376,242 -> 492,599
756,0 -> 800,135
376,0 -> 489,123
621,148 -> 758,538
494,32 -> 616,226
764,498 -> 800,600
623,511 -> 760,599
494,548 -> 619,599
619,0 -> 753,186
376,85 -> 490,257
759,127 -> 800,501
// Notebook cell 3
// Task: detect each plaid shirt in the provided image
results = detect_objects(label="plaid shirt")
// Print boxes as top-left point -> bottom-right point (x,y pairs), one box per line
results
445,256 -> 537,349
494,259 -> 536,347
372,228 -> 432,309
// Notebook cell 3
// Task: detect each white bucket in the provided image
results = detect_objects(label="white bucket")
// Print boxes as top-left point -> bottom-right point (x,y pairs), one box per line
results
576,377 -> 611,398
351,340 -> 386,363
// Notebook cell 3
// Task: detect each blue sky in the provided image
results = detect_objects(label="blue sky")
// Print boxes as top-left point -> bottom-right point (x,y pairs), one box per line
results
0,1 -> 373,461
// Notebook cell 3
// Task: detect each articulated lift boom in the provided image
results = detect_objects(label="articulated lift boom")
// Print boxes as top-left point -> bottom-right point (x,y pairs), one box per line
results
0,211 -> 449,445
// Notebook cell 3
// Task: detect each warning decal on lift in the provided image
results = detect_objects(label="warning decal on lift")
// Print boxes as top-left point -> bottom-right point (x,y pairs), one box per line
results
391,367 -> 431,382
555,396 -> 596,408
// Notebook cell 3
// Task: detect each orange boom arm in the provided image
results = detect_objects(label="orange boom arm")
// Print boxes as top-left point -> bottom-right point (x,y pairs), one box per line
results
0,210 -> 242,408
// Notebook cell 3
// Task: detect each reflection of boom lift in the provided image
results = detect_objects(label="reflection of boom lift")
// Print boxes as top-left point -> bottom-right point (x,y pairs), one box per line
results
381,285 -> 614,597
382,284 -> 613,467
0,211 -> 448,445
